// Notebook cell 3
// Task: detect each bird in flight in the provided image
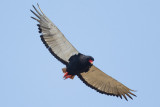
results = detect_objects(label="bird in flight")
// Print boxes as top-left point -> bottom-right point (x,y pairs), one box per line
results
31,4 -> 136,101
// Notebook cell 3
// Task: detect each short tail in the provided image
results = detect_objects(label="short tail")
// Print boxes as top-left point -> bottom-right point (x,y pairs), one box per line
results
62,68 -> 67,73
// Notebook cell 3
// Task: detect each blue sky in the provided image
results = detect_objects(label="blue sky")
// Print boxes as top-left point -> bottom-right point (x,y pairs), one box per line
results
0,0 -> 160,107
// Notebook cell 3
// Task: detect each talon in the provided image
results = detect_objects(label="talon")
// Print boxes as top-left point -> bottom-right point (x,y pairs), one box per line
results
64,75 -> 72,80
63,72 -> 68,78
63,72 -> 73,80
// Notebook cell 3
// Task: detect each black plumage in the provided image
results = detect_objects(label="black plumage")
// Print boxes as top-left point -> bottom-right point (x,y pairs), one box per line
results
67,53 -> 94,75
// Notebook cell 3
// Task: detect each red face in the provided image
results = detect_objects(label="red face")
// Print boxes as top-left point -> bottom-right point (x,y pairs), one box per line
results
89,59 -> 93,64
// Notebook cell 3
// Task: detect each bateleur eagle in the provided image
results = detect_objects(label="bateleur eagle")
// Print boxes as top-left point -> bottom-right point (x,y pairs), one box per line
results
31,4 -> 136,101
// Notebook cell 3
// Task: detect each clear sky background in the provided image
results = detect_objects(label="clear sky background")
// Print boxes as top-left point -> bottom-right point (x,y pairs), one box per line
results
0,0 -> 160,107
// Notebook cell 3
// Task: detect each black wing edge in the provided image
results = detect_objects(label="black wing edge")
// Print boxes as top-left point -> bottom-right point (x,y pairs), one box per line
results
31,4 -> 68,65
77,74 -> 137,101
40,34 -> 68,65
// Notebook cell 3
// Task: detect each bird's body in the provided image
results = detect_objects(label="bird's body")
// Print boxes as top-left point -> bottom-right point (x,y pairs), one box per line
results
66,53 -> 94,75
31,4 -> 136,101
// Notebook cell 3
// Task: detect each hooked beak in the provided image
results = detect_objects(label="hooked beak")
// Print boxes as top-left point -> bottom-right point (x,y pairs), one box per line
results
89,59 -> 93,64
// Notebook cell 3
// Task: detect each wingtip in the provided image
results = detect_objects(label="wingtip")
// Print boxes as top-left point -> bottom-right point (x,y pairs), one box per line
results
32,4 -> 39,8
129,90 -> 137,97
30,9 -> 35,15
30,9 -> 34,13
30,16 -> 35,19
32,4 -> 37,10
37,3 -> 39,7
32,4 -> 35,8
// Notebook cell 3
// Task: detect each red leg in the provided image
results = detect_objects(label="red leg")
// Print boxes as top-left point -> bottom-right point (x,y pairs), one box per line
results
63,72 -> 72,79
63,72 -> 68,78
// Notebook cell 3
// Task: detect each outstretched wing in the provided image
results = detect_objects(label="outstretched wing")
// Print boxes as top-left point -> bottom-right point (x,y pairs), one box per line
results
77,65 -> 136,101
31,4 -> 79,65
